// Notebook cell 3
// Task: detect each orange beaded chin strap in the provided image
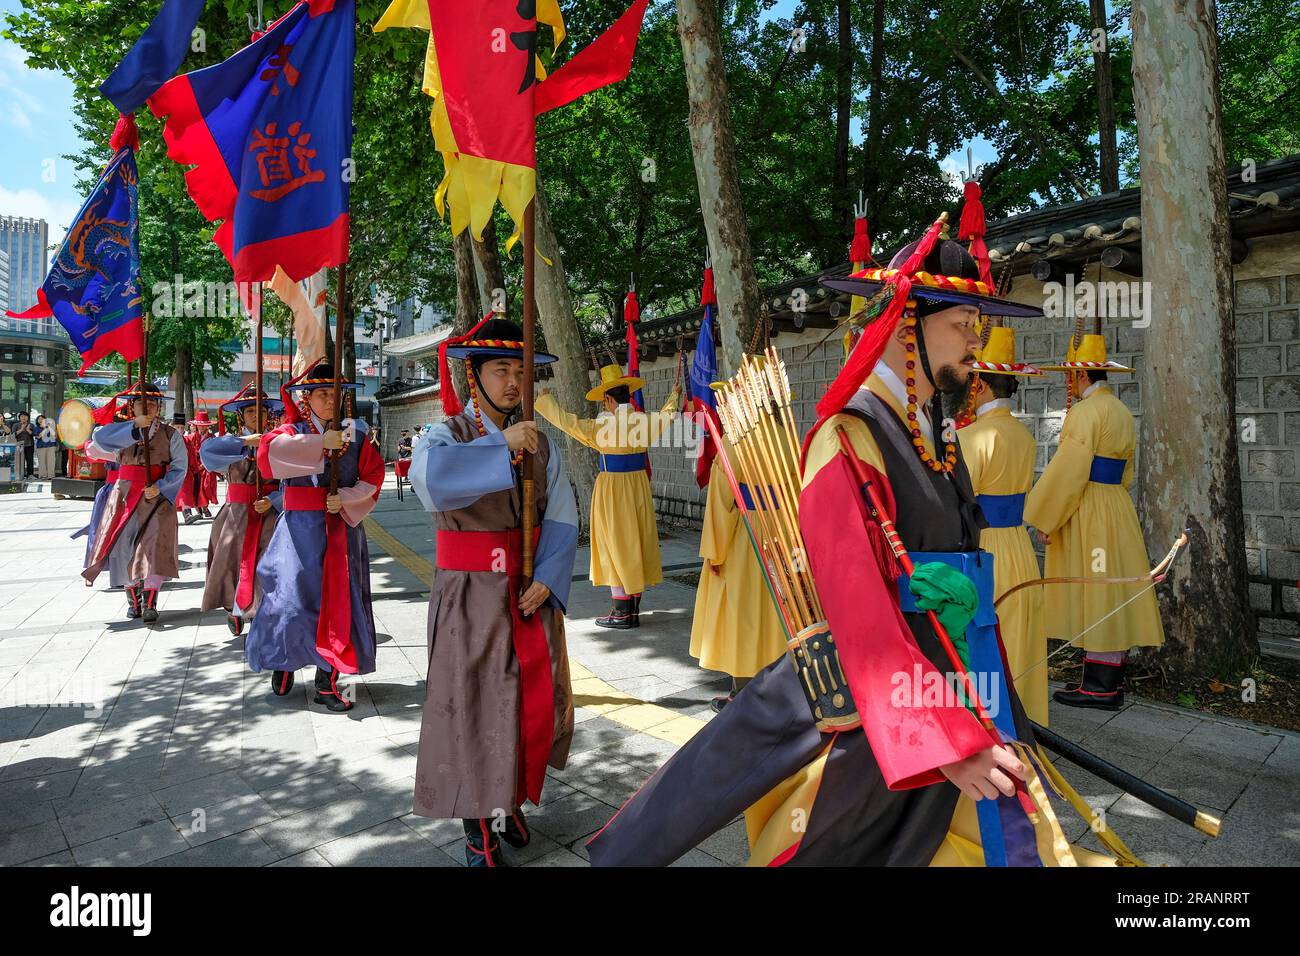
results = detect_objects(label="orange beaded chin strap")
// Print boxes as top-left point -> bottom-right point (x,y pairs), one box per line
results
464,357 -> 524,468
901,298 -> 958,474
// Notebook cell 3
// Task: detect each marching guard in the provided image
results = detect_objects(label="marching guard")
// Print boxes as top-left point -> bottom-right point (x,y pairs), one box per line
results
409,318 -> 580,867
244,363 -> 384,712
535,365 -> 680,628
200,386 -> 285,636
956,327 -> 1048,724
1025,334 -> 1165,709
177,410 -> 218,523
82,384 -> 188,623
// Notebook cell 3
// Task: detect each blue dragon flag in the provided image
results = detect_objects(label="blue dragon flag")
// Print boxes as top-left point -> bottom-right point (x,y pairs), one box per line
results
6,126 -> 144,374
148,0 -> 354,285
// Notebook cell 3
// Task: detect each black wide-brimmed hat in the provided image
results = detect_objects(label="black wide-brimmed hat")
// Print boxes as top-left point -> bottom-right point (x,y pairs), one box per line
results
821,238 -> 1042,318
286,362 -> 361,393
442,317 -> 559,364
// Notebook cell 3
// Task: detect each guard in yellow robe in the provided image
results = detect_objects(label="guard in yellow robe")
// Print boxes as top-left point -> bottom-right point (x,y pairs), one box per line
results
536,365 -> 681,628
689,432 -> 788,711
957,327 -> 1048,725
1024,334 -> 1165,710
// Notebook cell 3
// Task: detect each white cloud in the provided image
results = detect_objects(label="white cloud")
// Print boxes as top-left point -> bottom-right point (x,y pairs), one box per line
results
0,185 -> 81,248
3,102 -> 32,131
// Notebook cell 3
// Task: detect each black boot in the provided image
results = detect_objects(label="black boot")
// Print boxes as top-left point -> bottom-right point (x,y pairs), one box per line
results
313,666 -> 353,713
141,589 -> 159,623
463,818 -> 507,867
227,614 -> 244,636
595,597 -> 635,629
502,807 -> 531,849
183,509 -> 196,525
270,670 -> 295,696
125,585 -> 141,620
709,693 -> 734,714
630,594 -> 642,627
1053,660 -> 1124,710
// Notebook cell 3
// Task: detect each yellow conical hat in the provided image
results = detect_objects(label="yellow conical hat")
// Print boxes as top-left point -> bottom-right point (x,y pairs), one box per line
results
1046,333 -> 1133,373
585,364 -> 646,402
970,326 -> 1042,376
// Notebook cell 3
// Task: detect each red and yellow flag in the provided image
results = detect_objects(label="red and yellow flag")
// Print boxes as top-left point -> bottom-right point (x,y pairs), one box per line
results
375,0 -> 648,250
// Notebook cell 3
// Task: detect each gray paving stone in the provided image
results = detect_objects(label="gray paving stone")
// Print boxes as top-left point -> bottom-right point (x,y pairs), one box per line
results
254,780 -> 413,857
522,846 -> 586,867
566,716 -> 636,756
527,789 -> 617,847
70,819 -> 191,867
174,793 -> 281,846
57,791 -> 168,848
150,829 -> 280,867
696,818 -> 750,866
313,819 -> 458,867
269,848 -> 332,867
0,818 -> 69,866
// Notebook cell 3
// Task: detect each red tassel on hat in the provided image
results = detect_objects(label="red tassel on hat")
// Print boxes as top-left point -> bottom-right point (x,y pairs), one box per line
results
959,180 -> 994,288
850,215 -> 871,265
438,312 -> 493,418
110,113 -> 139,152
279,365 -> 313,426
700,267 -> 716,308
814,214 -> 947,422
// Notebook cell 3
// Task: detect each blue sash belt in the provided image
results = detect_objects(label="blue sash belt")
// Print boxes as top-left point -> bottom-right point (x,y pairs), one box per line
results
1089,456 -> 1126,484
599,452 -> 647,473
896,549 -> 1039,868
977,493 -> 1025,529
738,483 -> 778,510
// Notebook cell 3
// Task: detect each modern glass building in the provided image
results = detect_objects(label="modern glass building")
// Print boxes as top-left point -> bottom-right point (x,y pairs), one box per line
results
0,216 -> 51,326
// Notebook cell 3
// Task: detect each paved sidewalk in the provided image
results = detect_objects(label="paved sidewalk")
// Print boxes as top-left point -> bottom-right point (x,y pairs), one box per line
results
0,476 -> 1296,868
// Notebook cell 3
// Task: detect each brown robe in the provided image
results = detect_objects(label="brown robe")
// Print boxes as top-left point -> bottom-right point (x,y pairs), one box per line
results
201,456 -> 278,616
412,413 -> 574,821
85,422 -> 180,586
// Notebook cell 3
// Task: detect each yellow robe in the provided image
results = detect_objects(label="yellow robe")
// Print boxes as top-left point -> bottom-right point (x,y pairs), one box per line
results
1024,385 -> 1165,653
689,449 -> 788,679
958,404 -> 1048,725
536,392 -> 677,595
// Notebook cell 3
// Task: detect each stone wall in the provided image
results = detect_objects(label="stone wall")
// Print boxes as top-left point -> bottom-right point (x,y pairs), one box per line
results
376,388 -> 443,462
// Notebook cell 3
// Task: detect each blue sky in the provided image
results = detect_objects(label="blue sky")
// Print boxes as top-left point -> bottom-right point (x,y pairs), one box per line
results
0,0 -> 92,247
0,0 -> 996,253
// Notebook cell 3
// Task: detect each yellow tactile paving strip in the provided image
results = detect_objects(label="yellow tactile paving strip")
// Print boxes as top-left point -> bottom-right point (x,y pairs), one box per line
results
364,515 -> 706,745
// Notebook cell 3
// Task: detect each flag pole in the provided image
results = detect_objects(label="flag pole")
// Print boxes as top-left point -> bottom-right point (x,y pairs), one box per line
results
521,199 -> 537,588
329,263 -> 346,496
139,313 -> 152,479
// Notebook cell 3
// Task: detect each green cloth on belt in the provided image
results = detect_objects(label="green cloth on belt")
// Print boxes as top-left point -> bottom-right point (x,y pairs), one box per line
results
907,562 -> 978,672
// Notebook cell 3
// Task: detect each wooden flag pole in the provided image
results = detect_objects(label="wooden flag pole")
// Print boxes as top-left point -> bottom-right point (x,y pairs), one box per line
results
329,263 -> 346,496
139,313 -> 152,478
521,199 -> 537,587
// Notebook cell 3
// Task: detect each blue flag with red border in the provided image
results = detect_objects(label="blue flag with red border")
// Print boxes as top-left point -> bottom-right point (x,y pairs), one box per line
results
689,268 -> 720,488
99,0 -> 207,116
5,145 -> 144,374
148,0 -> 353,284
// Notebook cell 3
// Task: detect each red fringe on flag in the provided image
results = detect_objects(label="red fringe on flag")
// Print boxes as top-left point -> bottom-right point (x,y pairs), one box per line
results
110,113 -> 139,152
623,290 -> 640,325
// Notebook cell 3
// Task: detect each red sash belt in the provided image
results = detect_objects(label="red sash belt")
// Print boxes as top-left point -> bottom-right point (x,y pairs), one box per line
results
283,486 -> 328,510
436,528 -> 552,806
278,483 -> 356,674
105,471 -> 118,485
84,463 -> 167,580
230,480 -> 279,612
